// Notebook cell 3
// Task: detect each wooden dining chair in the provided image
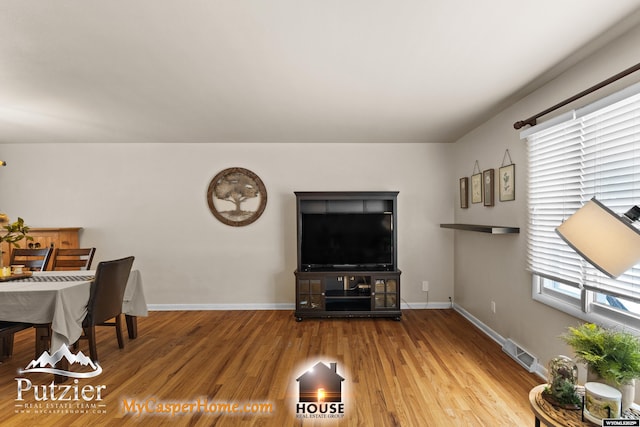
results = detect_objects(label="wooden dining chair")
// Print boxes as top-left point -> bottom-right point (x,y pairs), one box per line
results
75,256 -> 134,362
51,247 -> 96,271
9,247 -> 53,271
0,321 -> 31,361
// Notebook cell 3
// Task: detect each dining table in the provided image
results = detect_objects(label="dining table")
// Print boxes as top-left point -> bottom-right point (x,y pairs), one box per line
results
0,269 -> 148,356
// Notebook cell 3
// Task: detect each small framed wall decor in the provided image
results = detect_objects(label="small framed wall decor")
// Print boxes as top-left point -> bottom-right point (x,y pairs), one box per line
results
483,169 -> 494,207
499,164 -> 515,202
459,177 -> 469,209
499,149 -> 515,202
471,173 -> 482,204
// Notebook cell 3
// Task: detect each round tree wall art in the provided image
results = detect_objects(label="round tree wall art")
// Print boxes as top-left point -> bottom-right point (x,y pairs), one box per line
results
207,167 -> 267,227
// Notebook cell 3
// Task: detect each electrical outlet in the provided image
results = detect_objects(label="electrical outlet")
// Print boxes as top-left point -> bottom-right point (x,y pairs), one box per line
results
491,300 -> 496,313
422,281 -> 429,292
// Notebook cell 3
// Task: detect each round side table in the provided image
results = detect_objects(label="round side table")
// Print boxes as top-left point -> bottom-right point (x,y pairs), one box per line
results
529,384 -> 591,427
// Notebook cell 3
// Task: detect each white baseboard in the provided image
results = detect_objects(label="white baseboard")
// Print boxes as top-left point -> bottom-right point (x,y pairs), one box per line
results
147,303 -> 295,311
453,303 -> 505,346
147,301 -> 452,311
452,303 -> 547,380
400,301 -> 453,309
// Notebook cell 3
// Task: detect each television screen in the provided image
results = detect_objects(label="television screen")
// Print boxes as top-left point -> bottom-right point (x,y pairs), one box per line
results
300,213 -> 393,270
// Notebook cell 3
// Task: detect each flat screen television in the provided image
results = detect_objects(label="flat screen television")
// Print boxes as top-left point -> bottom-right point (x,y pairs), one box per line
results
300,213 -> 394,271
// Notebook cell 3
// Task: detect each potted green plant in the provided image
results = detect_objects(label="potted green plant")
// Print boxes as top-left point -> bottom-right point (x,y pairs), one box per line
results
562,322 -> 640,411
542,355 -> 581,409
0,214 -> 32,268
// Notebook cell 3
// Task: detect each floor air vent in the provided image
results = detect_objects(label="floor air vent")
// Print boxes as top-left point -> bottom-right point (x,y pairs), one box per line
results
502,339 -> 537,372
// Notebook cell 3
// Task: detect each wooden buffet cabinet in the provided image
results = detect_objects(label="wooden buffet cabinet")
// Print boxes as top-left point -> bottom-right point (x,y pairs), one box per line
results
1,227 -> 82,268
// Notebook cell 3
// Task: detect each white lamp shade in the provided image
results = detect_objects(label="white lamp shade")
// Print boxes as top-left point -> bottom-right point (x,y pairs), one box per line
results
556,198 -> 640,278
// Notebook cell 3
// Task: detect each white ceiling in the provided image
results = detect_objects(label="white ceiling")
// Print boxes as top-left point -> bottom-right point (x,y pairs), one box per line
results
1,0 -> 640,144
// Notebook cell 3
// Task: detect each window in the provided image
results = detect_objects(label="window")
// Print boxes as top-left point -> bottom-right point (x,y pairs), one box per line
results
524,82 -> 640,329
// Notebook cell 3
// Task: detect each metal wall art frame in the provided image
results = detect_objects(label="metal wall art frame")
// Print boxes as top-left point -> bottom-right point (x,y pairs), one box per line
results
207,167 -> 267,227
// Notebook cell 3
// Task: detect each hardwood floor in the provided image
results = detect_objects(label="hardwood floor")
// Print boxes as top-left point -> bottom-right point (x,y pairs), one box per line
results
0,310 -> 542,426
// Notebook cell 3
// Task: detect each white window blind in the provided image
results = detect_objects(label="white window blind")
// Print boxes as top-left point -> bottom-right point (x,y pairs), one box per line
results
525,82 -> 640,301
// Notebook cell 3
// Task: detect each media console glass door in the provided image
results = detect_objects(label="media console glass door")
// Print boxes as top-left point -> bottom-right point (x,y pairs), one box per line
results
374,277 -> 398,310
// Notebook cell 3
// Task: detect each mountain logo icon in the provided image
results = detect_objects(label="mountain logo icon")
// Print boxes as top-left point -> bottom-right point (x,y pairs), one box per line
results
19,344 -> 103,378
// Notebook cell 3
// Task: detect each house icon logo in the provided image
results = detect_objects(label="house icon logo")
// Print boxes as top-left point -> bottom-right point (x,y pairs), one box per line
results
295,361 -> 346,419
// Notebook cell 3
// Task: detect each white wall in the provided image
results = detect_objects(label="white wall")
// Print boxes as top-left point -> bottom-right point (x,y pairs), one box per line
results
0,142 -> 454,308
451,22 -> 640,373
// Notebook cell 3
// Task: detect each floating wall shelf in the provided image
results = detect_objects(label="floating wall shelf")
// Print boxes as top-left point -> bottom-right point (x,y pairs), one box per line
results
440,224 -> 520,234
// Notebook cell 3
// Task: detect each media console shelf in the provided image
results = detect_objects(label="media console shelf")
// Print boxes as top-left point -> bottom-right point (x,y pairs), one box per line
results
295,270 -> 401,321
440,223 -> 520,234
294,191 -> 401,321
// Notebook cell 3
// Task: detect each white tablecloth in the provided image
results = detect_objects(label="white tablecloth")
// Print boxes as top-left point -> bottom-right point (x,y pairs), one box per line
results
122,269 -> 148,317
0,270 -> 147,351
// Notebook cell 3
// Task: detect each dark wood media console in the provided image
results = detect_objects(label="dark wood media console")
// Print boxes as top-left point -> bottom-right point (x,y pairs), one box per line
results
295,269 -> 401,321
294,191 -> 401,320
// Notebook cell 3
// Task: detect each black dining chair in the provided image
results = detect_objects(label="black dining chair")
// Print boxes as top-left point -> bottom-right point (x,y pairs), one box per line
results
74,256 -> 134,362
51,247 -> 96,271
10,247 -> 53,271
0,321 -> 31,361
